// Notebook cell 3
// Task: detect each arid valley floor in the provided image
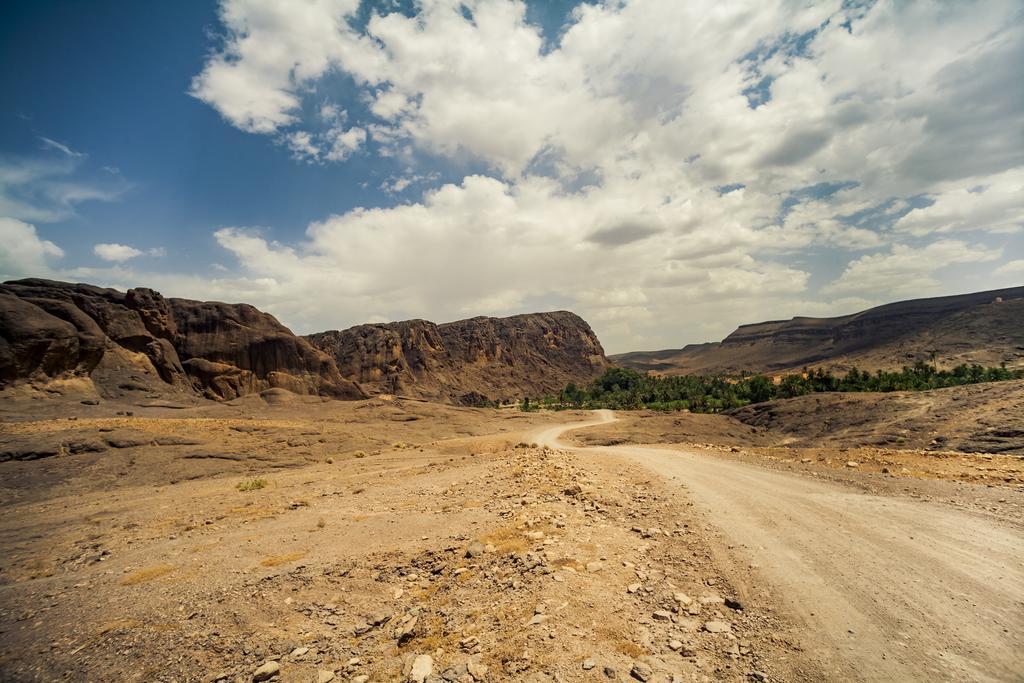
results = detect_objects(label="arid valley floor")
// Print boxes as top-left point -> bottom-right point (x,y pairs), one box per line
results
1,387 -> 1021,683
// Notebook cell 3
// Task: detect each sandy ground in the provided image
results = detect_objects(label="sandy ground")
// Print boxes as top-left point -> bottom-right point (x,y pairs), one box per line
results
1,397 -> 1022,682
554,412 -> 1024,682
0,399 -> 815,683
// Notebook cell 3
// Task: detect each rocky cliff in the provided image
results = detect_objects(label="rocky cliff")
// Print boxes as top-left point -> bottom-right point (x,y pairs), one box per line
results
306,311 -> 609,404
612,287 -> 1024,376
0,279 -> 364,401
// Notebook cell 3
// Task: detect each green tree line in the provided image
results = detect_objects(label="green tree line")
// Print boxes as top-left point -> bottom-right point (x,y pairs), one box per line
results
531,362 -> 1022,413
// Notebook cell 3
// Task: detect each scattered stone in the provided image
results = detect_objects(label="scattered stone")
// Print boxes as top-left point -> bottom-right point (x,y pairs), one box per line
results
409,654 -> 433,683
317,672 -> 336,683
704,621 -> 731,633
846,461 -> 859,468
668,640 -> 682,651
603,666 -> 617,679
460,635 -> 481,654
585,561 -> 604,572
630,661 -> 653,681
627,582 -> 642,594
672,592 -> 692,606
65,439 -> 108,454
582,658 -> 596,670
252,661 -> 280,681
105,435 -> 152,449
290,646 -> 309,658
466,541 -> 485,558
467,656 -> 489,681
652,610 -> 672,621
393,614 -> 419,643
725,597 -> 744,611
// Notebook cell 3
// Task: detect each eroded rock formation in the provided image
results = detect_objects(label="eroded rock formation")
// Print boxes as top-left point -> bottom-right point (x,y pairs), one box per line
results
0,279 -> 364,401
306,311 -> 609,404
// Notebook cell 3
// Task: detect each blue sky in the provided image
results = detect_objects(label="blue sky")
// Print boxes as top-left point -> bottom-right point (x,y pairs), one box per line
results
1,0 -> 1022,352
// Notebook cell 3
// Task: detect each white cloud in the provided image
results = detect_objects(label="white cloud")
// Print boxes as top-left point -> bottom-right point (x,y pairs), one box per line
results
324,126 -> 366,161
824,240 -> 1003,300
156,0 -> 1024,350
38,136 -> 85,158
93,243 -> 143,262
92,243 -> 164,262
893,168 -> 1024,236
994,260 -> 1024,277
0,218 -> 64,279
0,156 -> 126,223
285,130 -> 321,161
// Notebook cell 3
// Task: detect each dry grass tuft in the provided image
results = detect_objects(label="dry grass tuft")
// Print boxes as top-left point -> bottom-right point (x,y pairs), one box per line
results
121,564 -> 175,585
260,551 -> 306,567
97,618 -> 141,635
236,478 -> 268,492
481,525 -> 530,554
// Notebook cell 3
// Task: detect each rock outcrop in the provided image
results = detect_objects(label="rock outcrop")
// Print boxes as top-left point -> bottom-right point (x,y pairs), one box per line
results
0,279 -> 364,401
306,311 -> 609,404
612,287 -> 1024,376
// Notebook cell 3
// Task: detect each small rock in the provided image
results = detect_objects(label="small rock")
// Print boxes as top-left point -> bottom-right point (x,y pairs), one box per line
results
585,561 -> 604,573
467,656 -> 489,681
846,461 -> 859,468
409,654 -> 433,683
704,621 -> 731,633
317,672 -> 336,683
630,661 -> 653,681
466,541 -> 484,558
252,661 -> 280,682
652,610 -> 672,622
582,658 -> 596,670
668,640 -> 682,651
672,592 -> 692,606
290,647 -> 309,658
603,666 -> 617,679
725,598 -> 744,611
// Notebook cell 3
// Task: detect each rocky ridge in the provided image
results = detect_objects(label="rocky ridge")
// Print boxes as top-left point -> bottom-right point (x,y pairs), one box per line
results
306,311 -> 609,405
0,279 -> 363,402
613,287 -> 1024,375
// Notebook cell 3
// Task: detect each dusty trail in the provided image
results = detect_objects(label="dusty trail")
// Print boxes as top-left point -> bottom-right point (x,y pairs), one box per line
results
537,410 -> 1024,682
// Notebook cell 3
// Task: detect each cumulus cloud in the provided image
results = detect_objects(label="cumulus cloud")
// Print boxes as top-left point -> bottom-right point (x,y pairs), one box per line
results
994,260 -> 1024,277
893,168 -> 1024,236
0,218 -> 64,279
93,243 -> 164,262
173,0 -> 1024,350
824,240 -> 1003,300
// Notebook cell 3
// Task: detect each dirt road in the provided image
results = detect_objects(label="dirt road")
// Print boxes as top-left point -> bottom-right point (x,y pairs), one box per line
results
537,411 -> 1024,682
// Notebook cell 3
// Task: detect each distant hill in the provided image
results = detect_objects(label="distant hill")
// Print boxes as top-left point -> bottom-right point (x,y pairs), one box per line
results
306,311 -> 610,405
612,287 -> 1024,376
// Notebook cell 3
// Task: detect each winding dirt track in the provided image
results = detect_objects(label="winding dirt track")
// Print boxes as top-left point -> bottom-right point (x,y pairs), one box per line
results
537,411 -> 1024,682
